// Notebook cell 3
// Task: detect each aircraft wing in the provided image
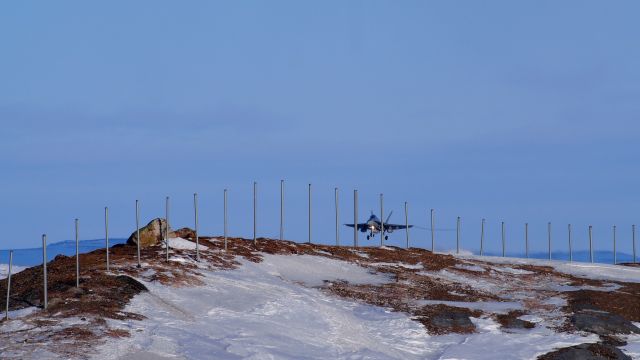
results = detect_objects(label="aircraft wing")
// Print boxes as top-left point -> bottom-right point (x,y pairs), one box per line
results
344,223 -> 368,230
384,224 -> 413,230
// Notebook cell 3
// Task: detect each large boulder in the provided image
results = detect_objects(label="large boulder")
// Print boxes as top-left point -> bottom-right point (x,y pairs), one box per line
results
538,342 -> 631,360
571,310 -> 640,336
127,218 -> 175,248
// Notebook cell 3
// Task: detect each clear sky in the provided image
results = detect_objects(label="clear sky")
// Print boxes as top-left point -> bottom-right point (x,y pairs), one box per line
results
1,1 -> 639,255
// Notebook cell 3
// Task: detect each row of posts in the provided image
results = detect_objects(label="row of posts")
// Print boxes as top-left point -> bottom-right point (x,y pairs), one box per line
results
469,218 -> 636,264
5,181 -> 638,321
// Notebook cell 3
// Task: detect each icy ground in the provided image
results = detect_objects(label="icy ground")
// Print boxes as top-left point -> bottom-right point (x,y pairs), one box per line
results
458,253 -> 640,283
92,253 -> 602,360
165,237 -> 209,251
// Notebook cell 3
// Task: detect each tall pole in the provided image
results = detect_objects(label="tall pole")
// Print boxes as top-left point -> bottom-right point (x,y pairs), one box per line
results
5,250 -> 13,320
165,196 -> 170,261
548,222 -> 552,261
589,225 -> 594,263
280,180 -> 284,241
135,200 -> 141,268
308,184 -> 312,244
568,224 -> 573,262
404,202 -> 409,249
105,207 -> 110,271
613,225 -> 617,265
335,188 -> 340,246
224,189 -> 228,251
253,182 -> 257,244
480,218 -> 485,256
525,223 -> 529,258
75,218 -> 80,288
42,234 -> 48,310
353,189 -> 358,248
379,194 -> 384,247
456,217 -> 461,254
501,221 -> 506,257
430,209 -> 435,252
194,193 -> 200,261
633,225 -> 637,263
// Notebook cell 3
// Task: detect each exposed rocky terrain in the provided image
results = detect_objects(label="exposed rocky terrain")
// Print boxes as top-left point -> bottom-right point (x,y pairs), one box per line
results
1,221 -> 639,359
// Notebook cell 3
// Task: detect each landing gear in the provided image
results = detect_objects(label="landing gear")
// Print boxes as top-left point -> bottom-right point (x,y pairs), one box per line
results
385,236 -> 389,241
366,235 -> 370,240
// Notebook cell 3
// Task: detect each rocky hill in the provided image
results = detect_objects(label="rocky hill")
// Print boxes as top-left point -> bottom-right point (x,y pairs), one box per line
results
1,225 -> 639,359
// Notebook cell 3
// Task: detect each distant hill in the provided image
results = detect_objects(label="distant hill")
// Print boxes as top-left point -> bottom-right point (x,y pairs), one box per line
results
0,238 -> 127,266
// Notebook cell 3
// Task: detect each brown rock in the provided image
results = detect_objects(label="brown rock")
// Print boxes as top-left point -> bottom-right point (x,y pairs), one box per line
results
538,342 -> 631,360
127,218 -> 175,248
174,227 -> 196,239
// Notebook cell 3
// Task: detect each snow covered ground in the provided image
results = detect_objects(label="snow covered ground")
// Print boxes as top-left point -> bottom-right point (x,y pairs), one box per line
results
622,327 -> 640,358
165,237 -> 209,251
458,253 -> 640,283
2,240 -> 639,359
92,253 -> 601,360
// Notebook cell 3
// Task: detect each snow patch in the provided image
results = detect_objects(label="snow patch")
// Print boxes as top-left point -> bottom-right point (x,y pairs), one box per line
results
94,255 -> 435,359
91,252 -> 615,360
454,263 -> 486,272
491,266 -> 534,275
369,262 -> 424,270
442,249 -> 474,256
0,264 -> 26,280
457,254 -> 640,283
622,324 -> 640,359
0,307 -> 38,321
542,297 -> 567,307
256,254 -> 392,287
349,250 -> 370,258
165,237 -> 208,251
439,317 -> 600,360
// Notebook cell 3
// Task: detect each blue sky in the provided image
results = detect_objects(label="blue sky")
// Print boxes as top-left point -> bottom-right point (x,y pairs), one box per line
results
1,1 -> 639,255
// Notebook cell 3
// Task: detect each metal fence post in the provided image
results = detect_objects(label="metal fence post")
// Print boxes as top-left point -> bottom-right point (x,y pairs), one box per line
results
548,222 -> 552,261
379,194 -> 384,247
224,189 -> 228,251
135,200 -> 141,268
42,234 -> 48,309
335,188 -> 340,246
502,221 -> 506,257
431,209 -> 435,252
194,193 -> 200,261
253,182 -> 257,244
613,225 -> 617,265
568,224 -> 573,262
75,218 -> 80,288
633,224 -> 636,263
480,218 -> 485,256
5,250 -> 13,320
404,202 -> 409,249
166,196 -> 170,261
456,217 -> 461,254
308,184 -> 312,244
280,180 -> 284,241
589,225 -> 594,263
105,207 -> 110,271
525,223 -> 529,258
353,189 -> 358,248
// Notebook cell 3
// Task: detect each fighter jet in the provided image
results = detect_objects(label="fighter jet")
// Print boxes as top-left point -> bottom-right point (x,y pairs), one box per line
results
345,211 -> 413,241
